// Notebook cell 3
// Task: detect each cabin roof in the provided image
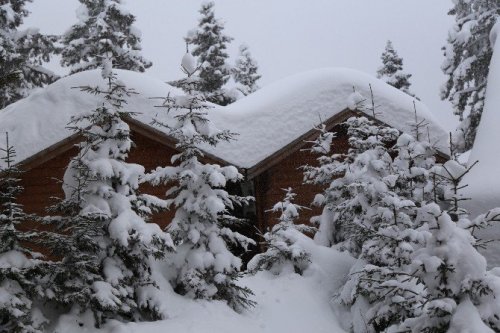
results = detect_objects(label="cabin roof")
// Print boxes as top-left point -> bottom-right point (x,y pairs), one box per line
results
0,68 -> 448,170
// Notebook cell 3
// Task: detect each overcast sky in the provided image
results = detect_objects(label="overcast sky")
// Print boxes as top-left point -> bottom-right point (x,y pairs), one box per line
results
24,0 -> 457,130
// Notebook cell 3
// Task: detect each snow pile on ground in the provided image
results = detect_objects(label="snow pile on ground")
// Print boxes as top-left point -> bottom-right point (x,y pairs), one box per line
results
51,236 -> 355,333
462,22 -> 500,267
463,22 -> 500,217
0,68 -> 447,169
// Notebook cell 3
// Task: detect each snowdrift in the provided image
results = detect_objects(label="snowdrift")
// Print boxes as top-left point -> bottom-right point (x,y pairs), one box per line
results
51,235 -> 354,333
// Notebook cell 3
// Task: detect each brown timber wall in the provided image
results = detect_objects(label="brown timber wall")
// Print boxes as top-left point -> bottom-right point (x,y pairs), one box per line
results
17,130 -> 179,231
254,123 -> 350,233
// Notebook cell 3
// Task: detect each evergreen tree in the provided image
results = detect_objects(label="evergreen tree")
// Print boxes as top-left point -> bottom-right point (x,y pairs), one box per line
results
320,121 -> 427,331
185,1 -> 234,105
0,133 -> 47,333
232,44 -> 261,96
305,111 -> 446,331
247,188 -> 314,275
393,203 -> 500,332
304,116 -> 399,253
442,0 -> 499,152
0,0 -> 58,108
61,0 -> 152,74
336,133 -> 441,332
42,61 -> 173,327
377,40 -> 415,97
144,52 -> 255,311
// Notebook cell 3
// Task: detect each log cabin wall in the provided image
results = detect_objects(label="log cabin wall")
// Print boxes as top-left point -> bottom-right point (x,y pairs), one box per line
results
16,130 -> 179,231
252,123 -> 350,233
13,111 -> 449,256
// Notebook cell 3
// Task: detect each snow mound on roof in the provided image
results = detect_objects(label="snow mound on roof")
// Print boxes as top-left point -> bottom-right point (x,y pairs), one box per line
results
0,69 -> 178,168
204,68 -> 448,168
0,67 -> 447,170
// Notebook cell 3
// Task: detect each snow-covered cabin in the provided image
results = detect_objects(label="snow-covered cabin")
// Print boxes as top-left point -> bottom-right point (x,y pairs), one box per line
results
0,68 -> 448,249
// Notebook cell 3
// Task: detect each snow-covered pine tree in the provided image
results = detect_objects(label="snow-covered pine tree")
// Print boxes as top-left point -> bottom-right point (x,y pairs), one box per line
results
185,1 -> 234,105
338,133 -> 443,332
442,0 -> 499,152
376,40 -> 415,97
61,0 -> 151,74
247,188 -> 314,275
303,111 -> 447,331
392,108 -> 438,206
144,52 -> 255,311
0,0 -> 58,108
392,203 -> 500,332
0,133 -> 47,333
232,44 -> 261,96
433,158 -> 478,222
42,61 -> 173,327
304,116 -> 399,253
328,126 -> 430,332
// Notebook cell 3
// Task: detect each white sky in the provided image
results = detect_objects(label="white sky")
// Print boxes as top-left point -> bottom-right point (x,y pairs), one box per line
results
24,0 -> 457,131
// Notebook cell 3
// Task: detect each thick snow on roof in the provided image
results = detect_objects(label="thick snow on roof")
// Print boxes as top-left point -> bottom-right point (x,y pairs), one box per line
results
206,68 -> 448,167
0,68 -> 447,169
0,69 -> 178,168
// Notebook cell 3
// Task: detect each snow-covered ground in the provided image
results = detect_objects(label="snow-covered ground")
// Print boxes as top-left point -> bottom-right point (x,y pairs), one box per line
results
51,238 -> 355,333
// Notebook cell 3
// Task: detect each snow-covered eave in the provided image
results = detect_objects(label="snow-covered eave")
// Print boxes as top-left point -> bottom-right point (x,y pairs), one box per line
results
10,108 -> 449,180
245,107 -> 449,180
12,117 -> 234,173
125,117 -> 234,167
245,108 -> 353,179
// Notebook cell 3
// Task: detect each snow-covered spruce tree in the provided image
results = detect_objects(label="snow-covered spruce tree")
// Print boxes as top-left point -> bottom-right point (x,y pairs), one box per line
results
232,44 -> 261,96
304,113 -> 445,331
336,133 -> 442,332
144,52 -> 255,311
442,0 -> 499,152
304,116 -> 399,253
327,126 -> 428,331
391,109 -> 438,206
0,133 -> 47,333
376,40 -> 415,97
247,188 -> 315,275
0,0 -> 58,108
61,0 -> 152,74
42,62 -> 173,327
391,203 -> 500,332
433,158 -> 478,222
185,1 -> 234,105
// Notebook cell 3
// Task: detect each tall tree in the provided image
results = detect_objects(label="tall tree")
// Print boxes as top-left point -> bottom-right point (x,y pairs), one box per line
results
42,61 -> 173,328
377,40 -> 415,97
442,0 -> 499,152
185,1 -> 234,105
232,44 -> 261,96
61,0 -> 152,74
0,0 -> 57,108
144,52 -> 255,311
0,133 -> 47,333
